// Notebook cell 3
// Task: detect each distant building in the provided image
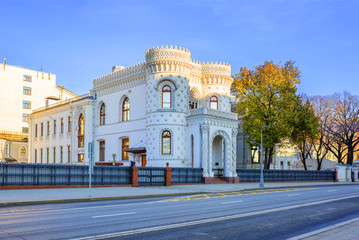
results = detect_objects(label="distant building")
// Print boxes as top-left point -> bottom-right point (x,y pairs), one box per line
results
0,131 -> 28,163
0,60 -> 77,135
29,46 -> 239,180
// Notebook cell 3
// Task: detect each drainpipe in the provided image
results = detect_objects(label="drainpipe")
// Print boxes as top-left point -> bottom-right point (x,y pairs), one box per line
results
89,91 -> 97,197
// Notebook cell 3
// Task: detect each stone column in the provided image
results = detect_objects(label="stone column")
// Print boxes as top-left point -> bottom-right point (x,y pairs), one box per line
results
231,128 -> 238,178
353,166 -> 359,182
201,125 -> 210,177
335,165 -> 347,182
346,166 -> 352,182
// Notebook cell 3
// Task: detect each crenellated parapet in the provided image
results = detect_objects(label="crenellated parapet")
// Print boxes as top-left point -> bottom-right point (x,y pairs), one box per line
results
145,45 -> 193,75
93,62 -> 146,90
201,61 -> 233,87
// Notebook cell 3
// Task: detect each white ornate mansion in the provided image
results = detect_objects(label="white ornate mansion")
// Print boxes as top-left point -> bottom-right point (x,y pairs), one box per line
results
29,46 -> 239,179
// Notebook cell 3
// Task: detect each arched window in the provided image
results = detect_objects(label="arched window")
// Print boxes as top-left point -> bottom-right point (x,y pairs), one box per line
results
78,114 -> 84,148
100,103 -> 106,125
161,130 -> 171,155
210,96 -> 218,109
162,85 -> 171,108
122,98 -> 130,121
20,146 -> 26,155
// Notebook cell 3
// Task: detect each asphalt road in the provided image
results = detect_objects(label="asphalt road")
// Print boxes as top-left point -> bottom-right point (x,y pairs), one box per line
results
0,185 -> 359,240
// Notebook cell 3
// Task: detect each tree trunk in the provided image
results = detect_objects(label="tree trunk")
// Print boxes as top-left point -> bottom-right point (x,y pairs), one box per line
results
347,145 -> 354,165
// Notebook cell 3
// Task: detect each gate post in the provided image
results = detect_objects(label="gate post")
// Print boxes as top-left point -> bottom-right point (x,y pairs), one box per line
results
165,162 -> 171,186
132,166 -> 139,187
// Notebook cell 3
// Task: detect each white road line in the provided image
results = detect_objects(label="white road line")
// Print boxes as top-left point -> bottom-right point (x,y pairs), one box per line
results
92,212 -> 136,219
288,194 -> 300,197
287,216 -> 359,240
72,194 -> 359,240
0,200 -> 166,217
221,200 -> 243,204
327,190 -> 337,192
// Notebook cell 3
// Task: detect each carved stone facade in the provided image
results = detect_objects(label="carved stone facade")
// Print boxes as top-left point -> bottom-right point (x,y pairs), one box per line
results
29,46 -> 239,178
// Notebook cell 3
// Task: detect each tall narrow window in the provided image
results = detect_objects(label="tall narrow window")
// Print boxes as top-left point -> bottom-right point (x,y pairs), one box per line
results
53,147 -> 56,163
34,149 -> 37,164
35,124 -> 38,137
100,103 -> 106,125
78,154 -> 84,162
68,116 -> 71,132
67,146 -> 71,163
47,121 -> 50,135
60,118 -> 64,133
53,120 -> 56,134
210,96 -> 218,109
122,98 -> 130,121
46,148 -> 49,163
78,114 -> 84,148
161,130 -> 171,155
40,123 -> 43,136
60,146 -> 63,163
99,141 -> 105,161
122,138 -> 129,160
40,149 -> 43,163
162,85 -> 171,108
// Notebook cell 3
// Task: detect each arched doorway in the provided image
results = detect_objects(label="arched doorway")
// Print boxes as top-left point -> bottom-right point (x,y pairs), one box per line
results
212,135 -> 226,177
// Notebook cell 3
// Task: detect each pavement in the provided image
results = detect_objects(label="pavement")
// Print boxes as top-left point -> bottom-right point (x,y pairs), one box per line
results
1,181 -> 359,239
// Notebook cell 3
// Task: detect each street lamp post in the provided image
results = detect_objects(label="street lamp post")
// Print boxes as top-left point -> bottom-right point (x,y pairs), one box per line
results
260,122 -> 279,188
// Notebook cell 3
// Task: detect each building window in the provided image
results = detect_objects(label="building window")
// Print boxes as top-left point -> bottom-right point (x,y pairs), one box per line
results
23,101 -> 31,109
53,120 -> 56,134
20,146 -> 26,154
24,75 -> 32,82
47,121 -> 50,136
35,124 -> 38,137
122,138 -> 129,160
210,96 -> 218,109
22,127 -> 28,134
22,113 -> 29,122
53,147 -> 56,163
60,118 -> 64,133
23,86 -> 31,95
68,116 -> 71,132
34,149 -> 37,164
162,85 -> 171,108
99,141 -> 105,161
78,153 -> 84,162
60,146 -> 63,163
122,98 -> 130,121
99,103 -> 106,125
40,149 -> 43,163
67,146 -> 71,163
161,130 -> 171,155
40,123 -> 43,136
46,148 -> 49,163
78,114 -> 84,148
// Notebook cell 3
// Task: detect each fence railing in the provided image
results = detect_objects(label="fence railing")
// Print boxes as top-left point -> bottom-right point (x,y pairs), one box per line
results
0,163 -> 131,186
236,169 -> 336,182
171,168 -> 203,184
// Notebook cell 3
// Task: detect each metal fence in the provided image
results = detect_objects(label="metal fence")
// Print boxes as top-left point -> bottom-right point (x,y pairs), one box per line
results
171,168 -> 203,184
138,167 -> 165,186
0,163 -> 131,186
236,169 -> 336,182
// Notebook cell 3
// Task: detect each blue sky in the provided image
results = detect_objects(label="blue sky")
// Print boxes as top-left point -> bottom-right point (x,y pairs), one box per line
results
1,0 -> 358,96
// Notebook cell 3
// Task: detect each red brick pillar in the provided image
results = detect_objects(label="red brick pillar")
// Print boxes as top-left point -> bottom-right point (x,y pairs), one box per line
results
132,166 -> 139,187
165,162 -> 171,186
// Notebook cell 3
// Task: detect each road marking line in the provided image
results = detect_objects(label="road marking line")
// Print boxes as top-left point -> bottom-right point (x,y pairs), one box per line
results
92,212 -> 136,218
217,193 -> 227,196
287,216 -> 359,240
221,200 -> 243,205
72,194 -> 359,240
288,194 -> 300,197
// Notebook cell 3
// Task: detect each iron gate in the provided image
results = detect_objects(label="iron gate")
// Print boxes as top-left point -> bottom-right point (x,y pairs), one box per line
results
138,167 -> 165,186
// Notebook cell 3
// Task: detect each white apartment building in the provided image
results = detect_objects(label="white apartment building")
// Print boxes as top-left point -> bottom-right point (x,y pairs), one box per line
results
29,46 -> 239,180
0,61 -> 77,134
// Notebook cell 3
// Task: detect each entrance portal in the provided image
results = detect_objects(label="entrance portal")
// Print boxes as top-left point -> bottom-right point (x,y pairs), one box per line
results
212,135 -> 225,177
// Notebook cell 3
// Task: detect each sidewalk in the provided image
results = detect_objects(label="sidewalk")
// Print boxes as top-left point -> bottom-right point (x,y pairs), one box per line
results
0,181 -> 357,206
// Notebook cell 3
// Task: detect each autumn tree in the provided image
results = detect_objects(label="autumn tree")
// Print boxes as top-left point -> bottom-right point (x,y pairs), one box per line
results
231,61 -> 300,169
